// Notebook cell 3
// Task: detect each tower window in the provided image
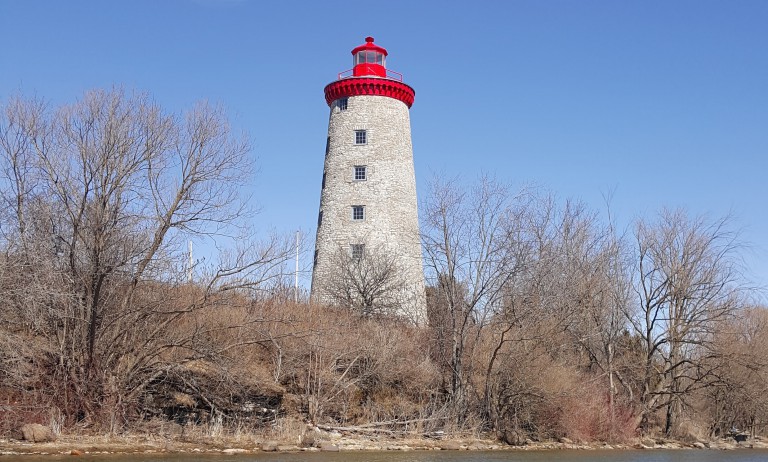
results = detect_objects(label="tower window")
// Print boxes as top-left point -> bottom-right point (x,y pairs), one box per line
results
318,210 -> 323,227
355,130 -> 367,145
322,172 -> 326,189
352,205 -> 365,221
354,165 -> 367,181
313,249 -> 318,267
337,98 -> 348,111
351,244 -> 364,260
325,136 -> 330,156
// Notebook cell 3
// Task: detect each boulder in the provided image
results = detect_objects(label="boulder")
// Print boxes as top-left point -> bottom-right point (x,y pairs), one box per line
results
300,429 -> 317,447
276,445 -> 299,452
498,429 -> 526,446
641,438 -> 656,447
261,440 -> 279,452
439,441 -> 462,450
20,424 -> 55,443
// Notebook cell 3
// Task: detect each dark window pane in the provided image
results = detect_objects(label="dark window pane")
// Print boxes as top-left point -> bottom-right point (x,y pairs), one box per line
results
351,244 -> 364,260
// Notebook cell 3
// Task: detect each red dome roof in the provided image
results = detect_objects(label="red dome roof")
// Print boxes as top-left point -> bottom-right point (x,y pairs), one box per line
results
351,36 -> 388,56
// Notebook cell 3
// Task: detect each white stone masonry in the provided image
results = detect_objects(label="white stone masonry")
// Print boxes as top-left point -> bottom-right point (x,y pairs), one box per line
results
310,94 -> 427,324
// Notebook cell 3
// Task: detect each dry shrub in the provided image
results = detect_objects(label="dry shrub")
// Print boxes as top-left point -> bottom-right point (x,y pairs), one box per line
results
479,321 -> 637,443
484,334 -> 557,441
548,372 -> 636,443
247,301 -> 441,426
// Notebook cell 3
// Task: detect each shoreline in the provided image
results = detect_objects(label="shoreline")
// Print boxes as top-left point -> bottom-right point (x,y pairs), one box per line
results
2,432 -> 766,456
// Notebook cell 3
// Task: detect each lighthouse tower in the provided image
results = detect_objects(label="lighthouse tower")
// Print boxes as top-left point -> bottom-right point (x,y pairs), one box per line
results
310,37 -> 426,323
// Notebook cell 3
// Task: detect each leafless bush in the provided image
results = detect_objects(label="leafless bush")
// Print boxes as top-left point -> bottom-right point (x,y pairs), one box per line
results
324,244 -> 410,318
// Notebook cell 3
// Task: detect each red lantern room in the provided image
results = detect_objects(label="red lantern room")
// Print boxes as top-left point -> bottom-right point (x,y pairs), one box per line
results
324,36 -> 415,108
351,36 -> 388,77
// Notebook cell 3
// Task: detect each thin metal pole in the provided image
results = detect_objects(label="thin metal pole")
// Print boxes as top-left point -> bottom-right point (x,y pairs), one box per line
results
295,231 -> 300,303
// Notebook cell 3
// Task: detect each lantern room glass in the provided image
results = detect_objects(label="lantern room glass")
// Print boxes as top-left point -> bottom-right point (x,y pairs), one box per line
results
355,51 -> 385,67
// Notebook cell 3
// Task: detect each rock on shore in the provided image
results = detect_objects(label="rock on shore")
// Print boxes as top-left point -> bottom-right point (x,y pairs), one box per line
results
20,424 -> 55,443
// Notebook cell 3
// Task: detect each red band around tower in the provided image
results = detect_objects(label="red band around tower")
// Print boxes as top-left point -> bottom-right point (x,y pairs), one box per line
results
324,78 -> 415,108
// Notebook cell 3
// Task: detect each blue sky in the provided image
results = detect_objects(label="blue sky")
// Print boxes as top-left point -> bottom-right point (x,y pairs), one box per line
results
1,0 -> 766,296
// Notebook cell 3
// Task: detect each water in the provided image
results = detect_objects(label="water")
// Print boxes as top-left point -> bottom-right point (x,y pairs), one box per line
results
5,451 -> 768,462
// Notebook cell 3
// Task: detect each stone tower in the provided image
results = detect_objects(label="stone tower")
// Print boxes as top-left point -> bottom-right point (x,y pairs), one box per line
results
310,37 -> 426,324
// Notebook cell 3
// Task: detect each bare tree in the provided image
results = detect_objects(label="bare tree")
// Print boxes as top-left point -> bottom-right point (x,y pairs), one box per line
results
422,176 -> 528,422
550,201 -> 634,440
324,243 -> 409,318
0,89 -> 293,429
482,197 -> 632,440
706,306 -> 768,438
628,209 -> 745,435
0,95 -> 46,247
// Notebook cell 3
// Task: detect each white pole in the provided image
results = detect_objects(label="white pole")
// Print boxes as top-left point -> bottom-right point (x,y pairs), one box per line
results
295,231 -> 300,303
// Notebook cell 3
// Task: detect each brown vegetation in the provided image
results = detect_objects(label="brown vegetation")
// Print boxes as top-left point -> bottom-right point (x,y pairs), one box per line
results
1,89 -> 766,446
